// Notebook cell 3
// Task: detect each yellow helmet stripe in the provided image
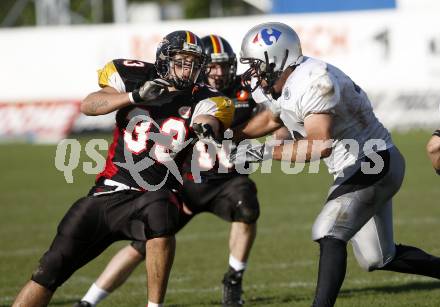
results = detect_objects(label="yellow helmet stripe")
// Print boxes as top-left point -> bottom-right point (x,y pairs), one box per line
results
186,31 -> 196,44
210,35 -> 224,54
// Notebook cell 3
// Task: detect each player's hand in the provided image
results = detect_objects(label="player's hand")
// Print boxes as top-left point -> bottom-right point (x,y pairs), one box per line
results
131,78 -> 170,103
230,143 -> 270,163
192,123 -> 222,147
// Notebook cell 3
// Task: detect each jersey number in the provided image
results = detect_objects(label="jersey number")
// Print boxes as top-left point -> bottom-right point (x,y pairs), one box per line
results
124,109 -> 187,161
123,60 -> 145,67
195,140 -> 233,170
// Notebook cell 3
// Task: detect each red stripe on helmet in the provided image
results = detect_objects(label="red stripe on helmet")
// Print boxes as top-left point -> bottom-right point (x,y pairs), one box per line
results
211,35 -> 223,54
186,31 -> 196,44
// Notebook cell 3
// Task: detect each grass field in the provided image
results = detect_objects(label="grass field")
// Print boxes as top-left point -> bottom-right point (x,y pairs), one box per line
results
1,130 -> 440,307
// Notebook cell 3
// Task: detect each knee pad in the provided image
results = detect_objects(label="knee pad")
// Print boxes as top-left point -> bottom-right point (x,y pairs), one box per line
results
31,250 -> 67,292
143,198 -> 180,238
228,177 -> 260,224
233,200 -> 260,224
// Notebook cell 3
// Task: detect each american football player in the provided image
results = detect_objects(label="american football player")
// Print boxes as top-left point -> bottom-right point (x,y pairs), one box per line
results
12,30 -> 234,307
427,129 -> 440,174
73,34 -> 259,307
233,22 -> 440,307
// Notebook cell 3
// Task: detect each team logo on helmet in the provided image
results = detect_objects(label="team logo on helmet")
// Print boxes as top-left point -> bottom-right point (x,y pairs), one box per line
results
252,28 -> 282,46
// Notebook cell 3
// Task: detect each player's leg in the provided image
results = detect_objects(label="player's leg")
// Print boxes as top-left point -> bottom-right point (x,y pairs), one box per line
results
144,211 -> 193,306
350,201 -> 395,271
229,221 -> 257,268
350,200 -> 440,278
76,243 -> 144,307
379,243 -> 440,278
96,243 -> 144,292
222,221 -> 257,307
349,146 -> 440,277
210,175 -> 260,306
75,203 -> 194,306
311,148 -> 403,307
13,193 -> 128,307
135,190 -> 181,306
146,236 -> 176,305
12,280 -> 53,307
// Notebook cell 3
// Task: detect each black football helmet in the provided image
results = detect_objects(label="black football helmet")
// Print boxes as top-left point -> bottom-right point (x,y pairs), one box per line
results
201,35 -> 237,90
155,30 -> 206,90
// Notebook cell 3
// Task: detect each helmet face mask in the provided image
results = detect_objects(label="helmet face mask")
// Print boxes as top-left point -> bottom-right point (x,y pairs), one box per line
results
241,49 -> 288,92
201,35 -> 237,91
240,22 -> 303,93
155,31 -> 206,90
169,52 -> 203,90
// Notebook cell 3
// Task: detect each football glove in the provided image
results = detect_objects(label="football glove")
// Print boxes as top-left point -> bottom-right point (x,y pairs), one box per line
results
230,143 -> 271,163
130,78 -> 171,103
192,123 -> 222,147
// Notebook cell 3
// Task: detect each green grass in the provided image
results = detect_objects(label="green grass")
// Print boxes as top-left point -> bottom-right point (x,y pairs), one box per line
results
1,130 -> 440,306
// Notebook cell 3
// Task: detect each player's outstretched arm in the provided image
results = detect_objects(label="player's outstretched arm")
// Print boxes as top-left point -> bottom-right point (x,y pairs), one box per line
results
273,113 -> 333,162
426,130 -> 440,173
81,86 -> 132,116
233,108 -> 283,142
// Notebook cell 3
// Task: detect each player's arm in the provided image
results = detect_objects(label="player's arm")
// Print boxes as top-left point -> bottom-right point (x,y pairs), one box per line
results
272,72 -> 338,162
192,114 -> 221,139
273,126 -> 294,141
191,95 -> 235,141
81,60 -> 133,116
232,108 -> 283,141
81,86 -> 132,116
233,71 -> 336,163
81,60 -> 169,116
272,113 -> 332,162
426,130 -> 440,173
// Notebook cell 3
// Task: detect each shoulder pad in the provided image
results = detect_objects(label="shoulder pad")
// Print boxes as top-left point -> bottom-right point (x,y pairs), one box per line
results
98,60 -> 119,89
117,59 -> 158,92
113,59 -> 157,79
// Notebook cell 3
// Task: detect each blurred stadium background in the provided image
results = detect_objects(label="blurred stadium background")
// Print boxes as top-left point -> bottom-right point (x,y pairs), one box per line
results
1,0 -> 439,306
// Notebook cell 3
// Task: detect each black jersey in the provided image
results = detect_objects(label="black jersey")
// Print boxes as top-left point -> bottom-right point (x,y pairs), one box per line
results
182,75 -> 257,182
223,75 -> 257,128
96,59 -> 234,190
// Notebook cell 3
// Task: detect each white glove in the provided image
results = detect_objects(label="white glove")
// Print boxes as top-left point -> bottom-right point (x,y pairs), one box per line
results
130,78 -> 171,103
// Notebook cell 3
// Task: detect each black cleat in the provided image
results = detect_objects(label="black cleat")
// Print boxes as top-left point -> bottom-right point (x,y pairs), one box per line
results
222,267 -> 244,306
73,301 -> 93,307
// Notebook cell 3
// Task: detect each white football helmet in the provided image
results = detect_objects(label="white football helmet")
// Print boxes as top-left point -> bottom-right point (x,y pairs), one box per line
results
240,22 -> 303,91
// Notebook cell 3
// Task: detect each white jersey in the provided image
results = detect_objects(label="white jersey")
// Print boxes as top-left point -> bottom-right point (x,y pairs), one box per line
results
251,78 -> 306,140
273,57 -> 393,176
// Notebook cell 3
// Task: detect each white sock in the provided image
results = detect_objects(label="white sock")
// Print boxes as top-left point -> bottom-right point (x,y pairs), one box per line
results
147,302 -> 163,307
81,283 -> 110,306
229,254 -> 247,272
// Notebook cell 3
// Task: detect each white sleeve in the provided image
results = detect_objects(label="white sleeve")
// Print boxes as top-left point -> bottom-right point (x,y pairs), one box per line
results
251,83 -> 281,117
299,72 -> 340,120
